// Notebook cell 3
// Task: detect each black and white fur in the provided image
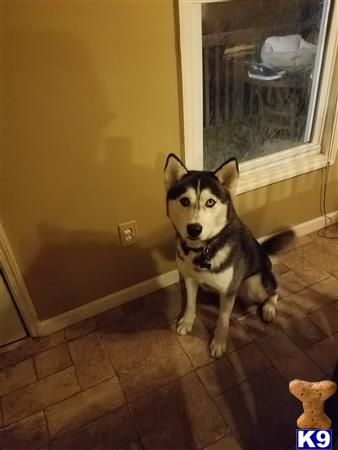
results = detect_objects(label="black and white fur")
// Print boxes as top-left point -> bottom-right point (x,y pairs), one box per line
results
164,154 -> 294,358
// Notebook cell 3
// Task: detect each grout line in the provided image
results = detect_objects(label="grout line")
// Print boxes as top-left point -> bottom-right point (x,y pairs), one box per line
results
65,341 -> 82,391
34,343 -> 74,381
31,354 -> 40,381
0,330 -> 68,372
213,366 -> 273,404
0,357 -> 39,398
64,317 -> 98,343
2,369 -> 123,430
0,397 -> 3,428
42,409 -> 52,444
253,332 -> 326,383
126,402 -> 146,449
201,432 -> 243,450
1,366 -> 80,428
47,405 -> 130,446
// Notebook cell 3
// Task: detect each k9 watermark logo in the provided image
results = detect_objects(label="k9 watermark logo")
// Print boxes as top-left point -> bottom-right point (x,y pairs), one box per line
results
296,429 -> 332,449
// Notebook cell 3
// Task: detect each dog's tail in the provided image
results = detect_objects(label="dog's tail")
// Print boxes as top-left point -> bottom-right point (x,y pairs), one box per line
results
261,230 -> 295,255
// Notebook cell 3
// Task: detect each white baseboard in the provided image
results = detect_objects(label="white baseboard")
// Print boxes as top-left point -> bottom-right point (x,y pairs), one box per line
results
38,210 -> 337,336
258,210 -> 338,243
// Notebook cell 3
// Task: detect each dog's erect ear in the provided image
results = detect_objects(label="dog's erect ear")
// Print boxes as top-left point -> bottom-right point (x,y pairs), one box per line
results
214,158 -> 239,194
164,154 -> 188,192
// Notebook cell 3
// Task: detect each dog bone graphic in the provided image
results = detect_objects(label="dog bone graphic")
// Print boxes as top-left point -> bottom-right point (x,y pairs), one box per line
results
289,379 -> 337,429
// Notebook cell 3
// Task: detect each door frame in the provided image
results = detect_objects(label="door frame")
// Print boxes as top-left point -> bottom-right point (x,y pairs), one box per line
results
0,223 -> 41,337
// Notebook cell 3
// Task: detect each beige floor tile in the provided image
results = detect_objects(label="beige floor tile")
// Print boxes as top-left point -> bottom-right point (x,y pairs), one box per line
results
0,412 -> 49,450
226,342 -> 271,380
297,240 -> 338,278
154,288 -> 185,322
2,367 -> 80,425
95,306 -> 125,327
0,358 -> 37,396
0,331 -> 66,371
101,307 -> 192,401
215,368 -> 298,450
287,277 -> 338,314
68,331 -> 115,389
197,358 -> 243,397
230,297 -> 303,341
131,372 -> 229,450
50,407 -> 137,450
277,271 -> 308,299
276,296 -> 306,321
256,331 -> 324,382
238,311 -> 280,340
282,316 -> 328,349
226,320 -> 253,353
279,248 -> 330,285
65,318 -> 97,340
46,376 -> 126,439
123,295 -> 160,316
308,304 -> 338,335
203,434 -> 243,450
272,261 -> 290,276
173,317 -> 214,368
0,226 -> 334,450
35,344 -> 72,379
118,442 -> 143,450
304,333 -> 338,376
280,234 -> 314,252
310,223 -> 338,241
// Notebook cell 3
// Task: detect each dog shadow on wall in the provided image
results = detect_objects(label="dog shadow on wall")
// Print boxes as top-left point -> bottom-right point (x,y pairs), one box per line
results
5,28 -> 173,317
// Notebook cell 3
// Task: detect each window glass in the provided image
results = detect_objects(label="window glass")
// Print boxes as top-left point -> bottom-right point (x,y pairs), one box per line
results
202,0 -> 330,168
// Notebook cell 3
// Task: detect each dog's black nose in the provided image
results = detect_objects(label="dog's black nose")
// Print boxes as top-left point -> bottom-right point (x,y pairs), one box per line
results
187,223 -> 202,238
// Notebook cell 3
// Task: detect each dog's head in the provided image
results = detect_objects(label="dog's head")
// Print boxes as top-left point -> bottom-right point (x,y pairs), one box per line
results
164,154 -> 239,243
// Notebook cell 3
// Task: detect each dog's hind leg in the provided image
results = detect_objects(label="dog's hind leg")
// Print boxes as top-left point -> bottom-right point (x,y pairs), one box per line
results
210,293 -> 236,358
262,293 -> 278,322
239,272 -> 278,323
177,277 -> 198,335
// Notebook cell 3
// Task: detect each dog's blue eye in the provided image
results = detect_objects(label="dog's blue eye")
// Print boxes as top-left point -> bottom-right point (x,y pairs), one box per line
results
180,197 -> 190,207
206,199 -> 216,207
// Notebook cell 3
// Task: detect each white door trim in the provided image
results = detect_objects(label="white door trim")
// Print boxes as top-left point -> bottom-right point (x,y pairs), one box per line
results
0,223 -> 41,337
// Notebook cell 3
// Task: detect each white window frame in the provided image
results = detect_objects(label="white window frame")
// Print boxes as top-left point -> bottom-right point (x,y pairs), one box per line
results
178,0 -> 338,194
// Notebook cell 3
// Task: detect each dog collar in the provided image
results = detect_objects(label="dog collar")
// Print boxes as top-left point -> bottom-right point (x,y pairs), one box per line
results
181,240 -> 203,255
180,239 -> 212,270
194,246 -> 212,270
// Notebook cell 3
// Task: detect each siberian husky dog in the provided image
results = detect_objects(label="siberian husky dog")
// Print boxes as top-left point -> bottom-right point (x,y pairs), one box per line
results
164,154 -> 294,358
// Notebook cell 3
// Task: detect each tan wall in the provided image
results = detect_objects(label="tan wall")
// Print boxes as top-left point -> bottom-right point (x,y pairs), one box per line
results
1,1 -> 337,320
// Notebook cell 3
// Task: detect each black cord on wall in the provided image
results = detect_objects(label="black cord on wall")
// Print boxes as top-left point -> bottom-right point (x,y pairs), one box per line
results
317,161 -> 338,239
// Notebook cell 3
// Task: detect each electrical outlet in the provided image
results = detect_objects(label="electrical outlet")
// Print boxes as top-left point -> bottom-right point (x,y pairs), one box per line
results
118,221 -> 137,247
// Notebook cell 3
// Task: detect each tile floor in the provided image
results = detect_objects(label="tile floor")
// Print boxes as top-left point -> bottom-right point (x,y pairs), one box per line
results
0,225 -> 337,450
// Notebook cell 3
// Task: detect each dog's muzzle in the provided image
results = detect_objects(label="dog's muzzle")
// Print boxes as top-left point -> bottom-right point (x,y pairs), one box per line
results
187,223 -> 202,239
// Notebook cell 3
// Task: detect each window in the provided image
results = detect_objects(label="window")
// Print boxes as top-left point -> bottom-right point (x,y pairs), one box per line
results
178,0 -> 338,193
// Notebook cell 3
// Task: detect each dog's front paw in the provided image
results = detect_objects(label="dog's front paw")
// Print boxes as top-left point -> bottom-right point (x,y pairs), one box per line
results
177,316 -> 194,335
210,338 -> 227,358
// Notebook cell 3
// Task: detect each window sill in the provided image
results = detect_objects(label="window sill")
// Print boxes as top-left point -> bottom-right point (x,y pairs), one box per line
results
236,149 -> 327,195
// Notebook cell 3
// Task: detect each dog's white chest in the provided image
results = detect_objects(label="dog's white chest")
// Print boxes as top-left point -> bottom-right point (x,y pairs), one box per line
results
177,248 -> 234,294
